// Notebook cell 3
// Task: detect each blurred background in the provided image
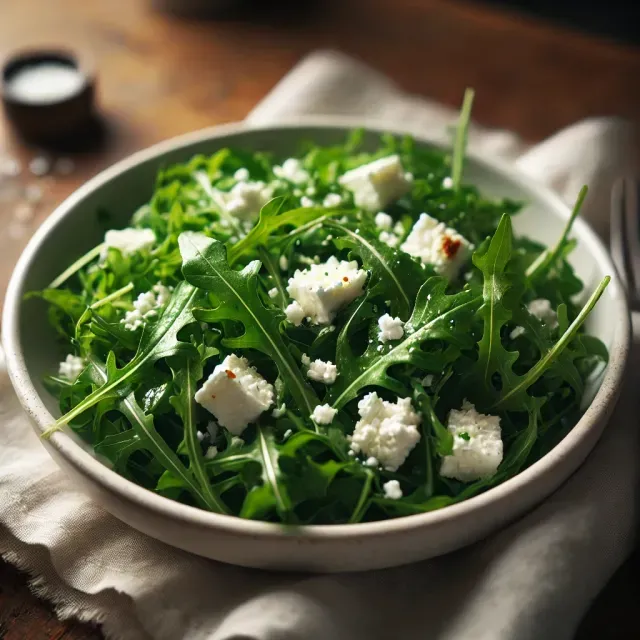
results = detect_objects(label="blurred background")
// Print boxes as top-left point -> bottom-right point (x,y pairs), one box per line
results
0,1 -> 639,634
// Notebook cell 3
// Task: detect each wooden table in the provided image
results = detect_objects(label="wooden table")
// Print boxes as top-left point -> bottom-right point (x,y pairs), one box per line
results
0,0 -> 638,637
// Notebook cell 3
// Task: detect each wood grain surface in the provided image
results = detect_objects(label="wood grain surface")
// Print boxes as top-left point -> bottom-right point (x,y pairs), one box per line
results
0,0 -> 638,637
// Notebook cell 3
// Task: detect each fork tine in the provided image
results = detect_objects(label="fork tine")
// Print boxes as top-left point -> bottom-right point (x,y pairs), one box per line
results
622,177 -> 640,303
610,178 -> 628,291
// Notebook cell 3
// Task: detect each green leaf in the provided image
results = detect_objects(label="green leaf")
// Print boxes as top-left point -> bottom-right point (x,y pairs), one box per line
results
328,279 -> 481,409
178,232 -> 320,422
326,220 -> 427,319
44,281 -> 199,435
170,356 -> 228,513
228,197 -> 340,266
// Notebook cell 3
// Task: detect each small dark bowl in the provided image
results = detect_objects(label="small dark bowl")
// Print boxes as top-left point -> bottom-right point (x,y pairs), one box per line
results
1,48 -> 96,145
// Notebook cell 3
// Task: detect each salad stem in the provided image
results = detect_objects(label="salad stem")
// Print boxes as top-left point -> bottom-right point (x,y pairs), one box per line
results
348,470 -> 373,524
259,246 -> 288,308
452,88 -> 475,191
49,243 -> 105,289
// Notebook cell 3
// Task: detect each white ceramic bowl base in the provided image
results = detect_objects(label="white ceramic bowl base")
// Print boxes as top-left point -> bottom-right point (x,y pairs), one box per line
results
2,120 -> 630,572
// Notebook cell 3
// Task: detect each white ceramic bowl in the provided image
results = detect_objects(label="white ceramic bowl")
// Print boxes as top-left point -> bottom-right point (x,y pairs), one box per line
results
2,119 -> 630,572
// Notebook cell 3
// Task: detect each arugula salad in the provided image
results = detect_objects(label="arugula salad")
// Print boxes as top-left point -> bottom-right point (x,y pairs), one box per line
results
34,93 -> 609,524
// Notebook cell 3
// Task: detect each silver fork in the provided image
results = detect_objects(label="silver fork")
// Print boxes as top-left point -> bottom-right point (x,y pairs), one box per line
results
610,177 -> 640,309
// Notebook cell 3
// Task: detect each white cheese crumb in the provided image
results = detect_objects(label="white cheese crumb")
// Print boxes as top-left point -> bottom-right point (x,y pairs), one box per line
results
400,213 -> 472,279
421,374 -> 434,387
234,167 -> 250,181
306,358 -> 337,384
194,354 -> 274,435
225,181 -> 272,221
379,231 -> 400,248
339,155 -> 412,212
300,196 -> 314,208
306,186 -> 317,196
286,256 -> 367,325
206,421 -> 218,440
301,353 -> 311,367
272,403 -> 286,418
279,255 -> 289,271
283,428 -> 293,440
196,430 -> 205,442
103,227 -> 155,257
528,298 -> 558,329
510,326 -> 526,340
204,446 -> 218,460
349,392 -> 421,472
375,212 -> 393,230
378,314 -> 404,343
383,479 -> 403,500
285,300 -> 306,326
311,404 -> 338,425
268,287 -> 279,299
323,193 -> 342,207
442,176 -> 454,189
273,158 -> 310,185
440,400 -> 503,482
365,456 -> 379,468
122,283 -> 173,331
58,354 -> 85,381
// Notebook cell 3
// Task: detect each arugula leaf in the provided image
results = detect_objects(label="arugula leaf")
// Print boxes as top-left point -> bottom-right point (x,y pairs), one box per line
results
44,281 -> 199,435
328,279 -> 481,409
178,232 -> 320,422
326,220 -> 427,319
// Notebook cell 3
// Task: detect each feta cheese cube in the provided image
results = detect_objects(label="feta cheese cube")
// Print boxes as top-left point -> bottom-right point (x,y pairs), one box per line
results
311,404 -> 337,425
528,298 -> 558,329
58,354 -> 85,381
224,181 -> 272,221
349,392 -> 421,471
194,354 -> 274,435
400,213 -> 471,279
104,227 -> 155,257
339,155 -> 412,212
323,193 -> 342,207
378,314 -> 404,343
305,357 -> 337,384
273,158 -> 310,185
286,256 -> 367,325
440,401 -> 503,482
383,479 -> 403,500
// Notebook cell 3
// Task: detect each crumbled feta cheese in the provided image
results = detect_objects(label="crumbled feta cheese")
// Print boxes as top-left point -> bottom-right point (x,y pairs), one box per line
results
421,374 -> 434,387
122,283 -> 173,331
58,354 -> 85,381
286,256 -> 367,325
306,358 -> 337,384
273,158 -> 310,184
440,401 -> 503,482
311,404 -> 337,425
378,314 -> 404,343
194,354 -> 274,435
365,456 -> 379,468
393,221 -> 404,236
283,428 -> 293,440
301,353 -> 311,367
339,155 -> 412,212
272,403 -> 286,418
205,446 -> 218,460
349,392 -> 421,471
306,186 -> 317,196
196,430 -> 205,442
442,176 -> 454,189
234,167 -> 250,181
528,298 -> 558,329
375,212 -> 393,230
400,213 -> 472,279
103,227 -> 155,257
268,287 -> 279,299
323,193 -> 342,207
279,255 -> 289,271
285,300 -> 306,326
206,421 -> 218,440
300,196 -> 314,208
379,231 -> 400,248
510,326 -> 526,340
383,479 -> 403,500
224,181 -> 272,221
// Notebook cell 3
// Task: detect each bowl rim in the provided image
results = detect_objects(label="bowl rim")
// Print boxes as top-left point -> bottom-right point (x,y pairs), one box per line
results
2,116 -> 631,541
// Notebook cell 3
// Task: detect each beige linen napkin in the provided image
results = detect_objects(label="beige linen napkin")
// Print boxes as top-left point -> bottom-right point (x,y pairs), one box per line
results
1,50 -> 638,640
